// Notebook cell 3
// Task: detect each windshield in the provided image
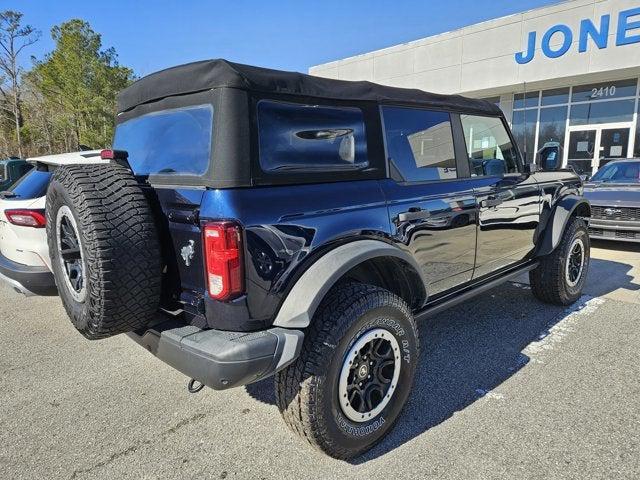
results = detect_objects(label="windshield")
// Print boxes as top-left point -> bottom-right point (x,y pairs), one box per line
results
590,161 -> 640,184
113,104 -> 213,176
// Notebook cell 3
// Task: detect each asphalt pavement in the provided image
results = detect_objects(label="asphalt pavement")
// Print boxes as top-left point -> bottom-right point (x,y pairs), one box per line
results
1,240 -> 639,479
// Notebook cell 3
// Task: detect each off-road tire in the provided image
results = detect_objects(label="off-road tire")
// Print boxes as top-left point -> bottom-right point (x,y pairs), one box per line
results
46,164 -> 162,339
275,283 -> 419,459
530,216 -> 590,305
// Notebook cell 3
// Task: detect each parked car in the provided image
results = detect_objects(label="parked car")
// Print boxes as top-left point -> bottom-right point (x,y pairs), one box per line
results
584,158 -> 640,242
0,150 -> 105,296
44,59 -> 591,459
0,157 -> 33,191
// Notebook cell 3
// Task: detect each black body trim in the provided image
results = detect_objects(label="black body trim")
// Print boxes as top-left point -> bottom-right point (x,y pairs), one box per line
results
414,262 -> 539,321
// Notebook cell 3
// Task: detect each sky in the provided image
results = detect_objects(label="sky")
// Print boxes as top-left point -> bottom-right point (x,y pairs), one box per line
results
14,0 -> 561,77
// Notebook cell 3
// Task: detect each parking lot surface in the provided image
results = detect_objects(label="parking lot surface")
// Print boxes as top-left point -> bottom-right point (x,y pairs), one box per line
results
1,240 -> 639,480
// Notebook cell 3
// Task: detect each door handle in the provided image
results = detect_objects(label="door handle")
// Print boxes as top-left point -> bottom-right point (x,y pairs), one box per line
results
398,208 -> 431,222
480,198 -> 503,208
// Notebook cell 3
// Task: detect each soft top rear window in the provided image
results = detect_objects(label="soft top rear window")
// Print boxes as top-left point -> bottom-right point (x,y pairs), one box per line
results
113,104 -> 213,176
8,169 -> 52,199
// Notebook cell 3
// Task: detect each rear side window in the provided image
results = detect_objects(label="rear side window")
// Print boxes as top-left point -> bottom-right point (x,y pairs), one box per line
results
8,169 -> 52,199
382,106 -> 457,182
460,115 -> 519,176
113,104 -> 213,176
257,100 -> 368,173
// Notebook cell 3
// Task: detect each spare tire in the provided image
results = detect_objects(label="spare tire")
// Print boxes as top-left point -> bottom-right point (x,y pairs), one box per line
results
46,164 -> 162,339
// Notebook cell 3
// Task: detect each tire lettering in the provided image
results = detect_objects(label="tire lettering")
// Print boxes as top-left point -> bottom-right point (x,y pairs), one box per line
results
336,412 -> 386,437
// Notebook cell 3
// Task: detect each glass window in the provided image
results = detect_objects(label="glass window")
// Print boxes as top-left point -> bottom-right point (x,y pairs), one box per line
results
382,106 -> 457,182
113,104 -> 213,176
511,109 -> 538,163
514,92 -> 539,110
569,99 -> 635,126
537,106 -> 568,154
460,115 -> 519,176
541,88 -> 570,106
571,79 -> 638,103
8,169 -> 53,199
257,100 -> 367,173
635,103 -> 640,158
591,161 -> 640,183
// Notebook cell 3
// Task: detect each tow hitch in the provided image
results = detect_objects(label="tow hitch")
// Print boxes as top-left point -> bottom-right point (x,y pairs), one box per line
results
187,378 -> 205,394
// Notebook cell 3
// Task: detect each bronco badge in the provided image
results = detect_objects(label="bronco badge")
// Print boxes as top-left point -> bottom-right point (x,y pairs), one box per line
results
181,240 -> 195,267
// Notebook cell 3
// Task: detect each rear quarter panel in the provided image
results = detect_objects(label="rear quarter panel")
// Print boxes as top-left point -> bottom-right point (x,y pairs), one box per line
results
200,180 -> 390,326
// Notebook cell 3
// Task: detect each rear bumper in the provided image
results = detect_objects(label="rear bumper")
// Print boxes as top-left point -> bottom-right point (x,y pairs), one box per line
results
127,315 -> 304,390
588,219 -> 640,243
0,252 -> 57,296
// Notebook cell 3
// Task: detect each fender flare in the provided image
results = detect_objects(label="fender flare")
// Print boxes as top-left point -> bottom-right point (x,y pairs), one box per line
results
536,195 -> 590,257
272,239 -> 427,329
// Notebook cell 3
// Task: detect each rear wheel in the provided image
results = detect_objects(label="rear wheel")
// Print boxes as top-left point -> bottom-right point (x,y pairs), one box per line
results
530,216 -> 590,305
275,283 -> 419,459
46,164 -> 162,339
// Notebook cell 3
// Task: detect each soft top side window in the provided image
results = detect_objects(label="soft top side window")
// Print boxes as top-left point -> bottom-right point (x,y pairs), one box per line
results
382,106 -> 457,183
257,100 -> 368,174
460,114 -> 520,177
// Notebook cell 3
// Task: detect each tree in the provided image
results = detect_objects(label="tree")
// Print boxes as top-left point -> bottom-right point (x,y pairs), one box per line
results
29,19 -> 133,150
0,10 -> 40,157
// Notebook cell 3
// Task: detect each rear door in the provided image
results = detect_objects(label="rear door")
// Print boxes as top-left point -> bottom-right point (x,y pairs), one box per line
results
380,106 -> 477,297
457,114 -> 541,278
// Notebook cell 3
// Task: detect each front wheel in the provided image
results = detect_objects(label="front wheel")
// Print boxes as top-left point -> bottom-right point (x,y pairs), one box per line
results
275,283 -> 419,459
530,216 -> 590,305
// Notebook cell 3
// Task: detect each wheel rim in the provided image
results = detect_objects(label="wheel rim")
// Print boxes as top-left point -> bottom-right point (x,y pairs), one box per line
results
338,328 -> 401,423
565,237 -> 585,288
56,206 -> 87,302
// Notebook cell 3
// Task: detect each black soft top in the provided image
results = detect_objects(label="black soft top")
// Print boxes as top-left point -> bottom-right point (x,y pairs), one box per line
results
117,59 -> 501,116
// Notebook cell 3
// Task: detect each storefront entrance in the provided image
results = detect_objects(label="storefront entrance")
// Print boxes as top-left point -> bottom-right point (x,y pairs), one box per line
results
566,123 -> 635,176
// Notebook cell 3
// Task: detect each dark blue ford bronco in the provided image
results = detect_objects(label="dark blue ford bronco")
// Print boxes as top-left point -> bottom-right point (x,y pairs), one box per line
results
46,60 -> 591,459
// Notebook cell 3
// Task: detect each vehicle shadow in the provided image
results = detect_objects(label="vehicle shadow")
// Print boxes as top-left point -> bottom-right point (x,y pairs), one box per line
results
244,257 -> 636,462
591,238 -> 640,254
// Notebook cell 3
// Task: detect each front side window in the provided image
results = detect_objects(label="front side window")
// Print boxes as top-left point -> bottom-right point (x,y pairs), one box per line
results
460,115 -> 519,177
511,109 -> 538,164
257,100 -> 368,173
113,104 -> 213,176
382,106 -> 457,182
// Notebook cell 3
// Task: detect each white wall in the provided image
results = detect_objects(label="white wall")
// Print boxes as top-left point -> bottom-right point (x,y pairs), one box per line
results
309,0 -> 640,97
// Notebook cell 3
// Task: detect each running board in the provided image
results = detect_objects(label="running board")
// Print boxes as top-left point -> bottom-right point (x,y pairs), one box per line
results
414,262 -> 539,322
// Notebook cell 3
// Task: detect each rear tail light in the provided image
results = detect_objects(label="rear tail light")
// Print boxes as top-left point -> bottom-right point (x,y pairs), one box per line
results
4,209 -> 46,228
203,221 -> 244,301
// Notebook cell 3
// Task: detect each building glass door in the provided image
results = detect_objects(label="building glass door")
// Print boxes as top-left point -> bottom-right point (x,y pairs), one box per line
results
565,123 -> 634,177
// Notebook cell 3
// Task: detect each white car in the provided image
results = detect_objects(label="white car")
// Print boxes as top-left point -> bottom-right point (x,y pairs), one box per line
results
0,150 -> 108,296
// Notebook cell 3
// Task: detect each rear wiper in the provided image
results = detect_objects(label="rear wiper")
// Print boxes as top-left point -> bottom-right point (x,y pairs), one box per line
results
0,191 -> 17,199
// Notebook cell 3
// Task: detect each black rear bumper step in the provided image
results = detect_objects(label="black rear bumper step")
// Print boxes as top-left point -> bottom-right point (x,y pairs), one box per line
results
128,316 -> 304,390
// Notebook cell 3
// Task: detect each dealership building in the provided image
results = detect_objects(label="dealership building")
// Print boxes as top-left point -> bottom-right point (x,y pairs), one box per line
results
310,0 -> 640,175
